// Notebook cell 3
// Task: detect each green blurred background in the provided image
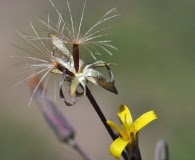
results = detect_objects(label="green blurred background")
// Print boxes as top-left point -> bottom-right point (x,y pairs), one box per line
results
0,0 -> 195,159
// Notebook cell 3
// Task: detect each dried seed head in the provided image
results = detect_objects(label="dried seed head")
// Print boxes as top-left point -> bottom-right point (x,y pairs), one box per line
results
13,0 -> 118,106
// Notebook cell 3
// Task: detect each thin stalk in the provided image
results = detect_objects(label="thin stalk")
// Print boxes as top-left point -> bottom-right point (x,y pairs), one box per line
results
73,141 -> 93,160
85,86 -> 128,160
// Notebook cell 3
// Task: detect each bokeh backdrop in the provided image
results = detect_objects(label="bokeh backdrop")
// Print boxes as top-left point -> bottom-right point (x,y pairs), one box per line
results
0,0 -> 195,159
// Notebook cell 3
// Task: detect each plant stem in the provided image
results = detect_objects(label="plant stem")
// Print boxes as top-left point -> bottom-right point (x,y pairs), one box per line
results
86,86 -> 116,140
69,139 -> 93,160
86,86 -> 128,160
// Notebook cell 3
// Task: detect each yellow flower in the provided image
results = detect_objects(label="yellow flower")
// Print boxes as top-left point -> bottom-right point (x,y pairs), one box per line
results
107,105 -> 157,159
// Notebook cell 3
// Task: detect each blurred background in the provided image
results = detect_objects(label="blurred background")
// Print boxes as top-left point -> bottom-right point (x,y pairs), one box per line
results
0,0 -> 195,159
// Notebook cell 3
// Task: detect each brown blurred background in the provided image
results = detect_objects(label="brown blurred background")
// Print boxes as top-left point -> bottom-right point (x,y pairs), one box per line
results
0,0 -> 195,159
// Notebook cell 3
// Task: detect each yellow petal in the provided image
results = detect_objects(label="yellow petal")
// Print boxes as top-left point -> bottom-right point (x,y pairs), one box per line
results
109,137 -> 129,159
132,111 -> 157,134
118,105 -> 133,132
107,120 -> 129,140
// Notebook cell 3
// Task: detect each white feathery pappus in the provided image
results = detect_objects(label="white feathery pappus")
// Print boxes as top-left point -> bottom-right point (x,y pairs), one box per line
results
12,0 -> 119,106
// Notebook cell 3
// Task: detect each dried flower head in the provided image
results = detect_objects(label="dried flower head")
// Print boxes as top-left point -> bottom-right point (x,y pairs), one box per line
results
13,0 -> 118,106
